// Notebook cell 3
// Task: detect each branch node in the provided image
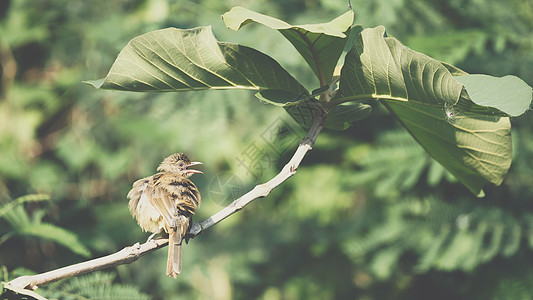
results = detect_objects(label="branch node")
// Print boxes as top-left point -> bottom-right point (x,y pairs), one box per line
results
302,137 -> 314,148
188,222 -> 202,237
290,165 -> 297,173
252,184 -> 270,198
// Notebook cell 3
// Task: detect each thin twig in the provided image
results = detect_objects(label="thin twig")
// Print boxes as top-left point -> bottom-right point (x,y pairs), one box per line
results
189,109 -> 326,237
5,108 -> 326,292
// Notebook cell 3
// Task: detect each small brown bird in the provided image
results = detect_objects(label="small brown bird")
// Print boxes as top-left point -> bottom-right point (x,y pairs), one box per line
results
127,153 -> 202,278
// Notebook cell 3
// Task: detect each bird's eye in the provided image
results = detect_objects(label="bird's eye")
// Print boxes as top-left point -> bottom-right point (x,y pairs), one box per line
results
178,162 -> 184,168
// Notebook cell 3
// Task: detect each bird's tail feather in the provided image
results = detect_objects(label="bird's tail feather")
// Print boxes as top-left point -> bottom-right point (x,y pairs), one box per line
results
166,230 -> 182,278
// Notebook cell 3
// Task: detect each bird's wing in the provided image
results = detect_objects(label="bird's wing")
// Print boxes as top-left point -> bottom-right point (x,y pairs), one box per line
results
146,172 -> 200,233
127,177 -> 151,219
144,173 -> 177,230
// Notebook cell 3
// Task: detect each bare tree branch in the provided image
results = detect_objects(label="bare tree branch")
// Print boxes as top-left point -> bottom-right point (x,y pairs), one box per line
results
189,108 -> 326,237
5,108 -> 326,292
6,239 -> 168,291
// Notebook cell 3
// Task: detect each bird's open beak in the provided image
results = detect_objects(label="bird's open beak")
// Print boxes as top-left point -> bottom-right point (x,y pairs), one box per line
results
185,161 -> 203,174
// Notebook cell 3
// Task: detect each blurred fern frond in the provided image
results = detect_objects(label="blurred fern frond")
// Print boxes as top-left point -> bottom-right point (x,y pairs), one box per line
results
42,272 -> 151,300
0,194 -> 90,257
341,197 -> 531,277
488,272 -> 533,300
0,194 -> 50,219
347,129 -> 456,197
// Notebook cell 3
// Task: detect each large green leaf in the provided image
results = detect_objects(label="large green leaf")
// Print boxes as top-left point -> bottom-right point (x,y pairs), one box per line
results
340,26 -> 516,196
85,26 -> 309,104
456,74 -> 532,117
222,6 -> 354,85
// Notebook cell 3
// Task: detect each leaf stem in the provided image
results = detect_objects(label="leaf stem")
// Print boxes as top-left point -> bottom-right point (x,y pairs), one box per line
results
326,94 -> 376,108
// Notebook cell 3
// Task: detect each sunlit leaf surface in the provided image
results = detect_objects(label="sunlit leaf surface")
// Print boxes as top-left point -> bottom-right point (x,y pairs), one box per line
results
223,6 -> 354,84
86,26 -> 309,104
340,26 -> 515,196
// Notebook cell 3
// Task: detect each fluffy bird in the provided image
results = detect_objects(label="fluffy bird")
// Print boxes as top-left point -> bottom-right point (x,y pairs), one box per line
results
127,153 -> 202,278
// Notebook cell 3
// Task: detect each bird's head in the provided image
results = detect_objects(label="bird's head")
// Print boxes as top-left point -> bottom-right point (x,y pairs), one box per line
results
157,153 -> 203,177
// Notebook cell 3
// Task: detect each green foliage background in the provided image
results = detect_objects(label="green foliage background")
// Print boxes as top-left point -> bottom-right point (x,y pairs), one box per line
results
1,0 -> 533,299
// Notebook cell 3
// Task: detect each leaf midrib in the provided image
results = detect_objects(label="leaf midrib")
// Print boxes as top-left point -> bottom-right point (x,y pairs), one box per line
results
291,28 -> 327,86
